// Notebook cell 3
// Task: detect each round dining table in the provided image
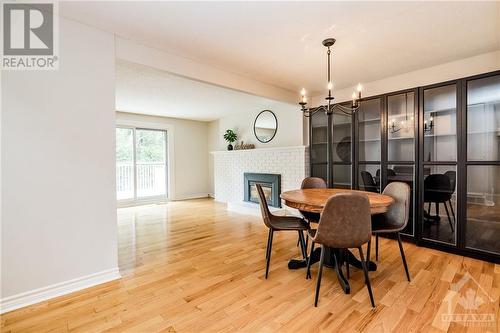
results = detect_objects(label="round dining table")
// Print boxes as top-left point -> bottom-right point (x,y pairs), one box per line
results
280,188 -> 394,294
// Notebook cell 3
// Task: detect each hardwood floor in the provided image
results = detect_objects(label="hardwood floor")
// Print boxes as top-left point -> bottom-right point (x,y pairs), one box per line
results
2,198 -> 499,332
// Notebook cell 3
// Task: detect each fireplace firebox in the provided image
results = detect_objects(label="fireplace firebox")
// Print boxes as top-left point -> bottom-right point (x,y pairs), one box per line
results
244,173 -> 281,208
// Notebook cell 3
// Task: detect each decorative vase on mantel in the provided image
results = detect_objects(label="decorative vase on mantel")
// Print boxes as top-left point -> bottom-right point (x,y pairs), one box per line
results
227,143 -> 233,151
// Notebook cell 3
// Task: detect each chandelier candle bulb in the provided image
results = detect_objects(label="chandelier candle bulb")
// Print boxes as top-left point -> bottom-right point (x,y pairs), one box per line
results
357,83 -> 363,99
299,88 -> 307,107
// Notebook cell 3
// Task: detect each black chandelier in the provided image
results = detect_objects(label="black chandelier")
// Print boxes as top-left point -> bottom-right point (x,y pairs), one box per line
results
299,38 -> 362,117
298,38 -> 363,187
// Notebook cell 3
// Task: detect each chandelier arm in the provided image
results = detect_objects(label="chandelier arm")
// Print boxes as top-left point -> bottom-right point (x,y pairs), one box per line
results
331,104 -> 360,114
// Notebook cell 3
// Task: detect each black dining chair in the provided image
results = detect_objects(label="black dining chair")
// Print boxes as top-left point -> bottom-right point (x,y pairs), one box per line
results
361,171 -> 378,193
256,184 -> 309,279
424,174 -> 455,232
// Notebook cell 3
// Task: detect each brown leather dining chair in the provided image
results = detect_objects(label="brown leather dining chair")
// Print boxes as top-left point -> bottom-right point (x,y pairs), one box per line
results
371,182 -> 411,281
299,177 -> 327,224
306,193 -> 375,307
256,184 -> 310,279
296,177 -> 327,248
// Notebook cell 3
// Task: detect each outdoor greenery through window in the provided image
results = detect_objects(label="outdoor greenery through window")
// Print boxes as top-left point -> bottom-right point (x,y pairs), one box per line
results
116,127 -> 167,201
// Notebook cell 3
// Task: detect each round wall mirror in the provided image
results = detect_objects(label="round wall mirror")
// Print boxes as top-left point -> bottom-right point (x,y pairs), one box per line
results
254,110 -> 278,143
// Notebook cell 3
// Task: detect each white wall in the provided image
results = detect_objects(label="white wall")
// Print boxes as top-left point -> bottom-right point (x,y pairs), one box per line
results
207,104 -> 304,195
116,112 -> 210,200
208,105 -> 303,151
312,50 -> 500,106
1,18 -> 119,312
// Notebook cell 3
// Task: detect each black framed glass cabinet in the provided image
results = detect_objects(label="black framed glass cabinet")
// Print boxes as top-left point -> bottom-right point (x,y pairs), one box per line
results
310,70 -> 500,262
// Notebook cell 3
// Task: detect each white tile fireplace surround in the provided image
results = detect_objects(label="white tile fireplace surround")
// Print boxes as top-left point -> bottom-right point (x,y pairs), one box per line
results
212,146 -> 308,215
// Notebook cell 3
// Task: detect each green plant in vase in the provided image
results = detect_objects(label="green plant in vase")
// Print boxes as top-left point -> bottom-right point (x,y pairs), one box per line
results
223,129 -> 238,151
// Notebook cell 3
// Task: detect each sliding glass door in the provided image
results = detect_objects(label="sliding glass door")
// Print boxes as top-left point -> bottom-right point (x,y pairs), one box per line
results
116,127 -> 168,203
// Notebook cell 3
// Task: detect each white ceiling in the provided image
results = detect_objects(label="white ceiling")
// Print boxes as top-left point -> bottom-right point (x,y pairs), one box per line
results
62,1 -> 500,98
116,60 -> 295,121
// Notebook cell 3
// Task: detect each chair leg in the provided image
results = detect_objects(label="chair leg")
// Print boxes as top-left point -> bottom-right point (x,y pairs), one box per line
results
448,200 -> 456,223
375,234 -> 379,261
358,246 -> 375,308
314,245 -> 325,307
443,201 -> 454,232
427,202 -> 431,215
298,231 -> 307,259
366,240 -> 371,263
306,241 -> 315,279
344,248 -> 350,280
265,230 -> 274,279
397,233 -> 411,282
265,229 -> 272,259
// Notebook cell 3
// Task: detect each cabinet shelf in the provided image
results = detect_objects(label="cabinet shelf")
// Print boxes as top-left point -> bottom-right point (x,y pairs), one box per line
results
359,138 -> 381,142
388,136 -> 415,141
424,107 -> 455,115
424,132 -> 456,138
359,118 -> 381,124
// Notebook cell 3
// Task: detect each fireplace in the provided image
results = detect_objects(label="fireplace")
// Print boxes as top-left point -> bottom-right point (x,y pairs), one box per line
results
244,173 -> 281,208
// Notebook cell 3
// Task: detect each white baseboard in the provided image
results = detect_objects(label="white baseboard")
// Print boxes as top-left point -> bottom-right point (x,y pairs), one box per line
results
0,267 -> 121,314
172,193 -> 210,201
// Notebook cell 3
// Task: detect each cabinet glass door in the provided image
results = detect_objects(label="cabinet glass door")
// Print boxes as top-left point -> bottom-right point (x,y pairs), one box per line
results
387,91 -> 416,236
332,111 -> 352,189
357,98 -> 382,193
388,92 -> 415,161
421,84 -> 458,245
465,74 -> 500,254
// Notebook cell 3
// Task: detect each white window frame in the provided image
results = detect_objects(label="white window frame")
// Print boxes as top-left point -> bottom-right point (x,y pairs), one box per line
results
115,120 -> 174,207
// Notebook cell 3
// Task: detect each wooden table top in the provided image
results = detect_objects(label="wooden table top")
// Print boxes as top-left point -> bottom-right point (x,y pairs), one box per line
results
281,188 -> 394,215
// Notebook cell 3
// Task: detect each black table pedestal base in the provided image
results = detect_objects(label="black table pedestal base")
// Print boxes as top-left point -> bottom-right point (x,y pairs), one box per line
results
288,247 -> 377,294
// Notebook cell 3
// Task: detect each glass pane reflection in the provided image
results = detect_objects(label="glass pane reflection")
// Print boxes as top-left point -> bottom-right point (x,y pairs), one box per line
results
388,92 -> 415,162
422,165 -> 457,245
466,165 -> 500,254
310,111 -> 328,164
467,75 -> 500,162
333,164 -> 351,189
358,98 -> 382,161
311,164 -> 327,183
387,165 -> 415,236
423,85 -> 457,162
359,164 -> 380,193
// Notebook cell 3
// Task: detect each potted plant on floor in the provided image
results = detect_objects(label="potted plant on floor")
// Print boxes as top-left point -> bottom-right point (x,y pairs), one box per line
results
223,129 -> 238,151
